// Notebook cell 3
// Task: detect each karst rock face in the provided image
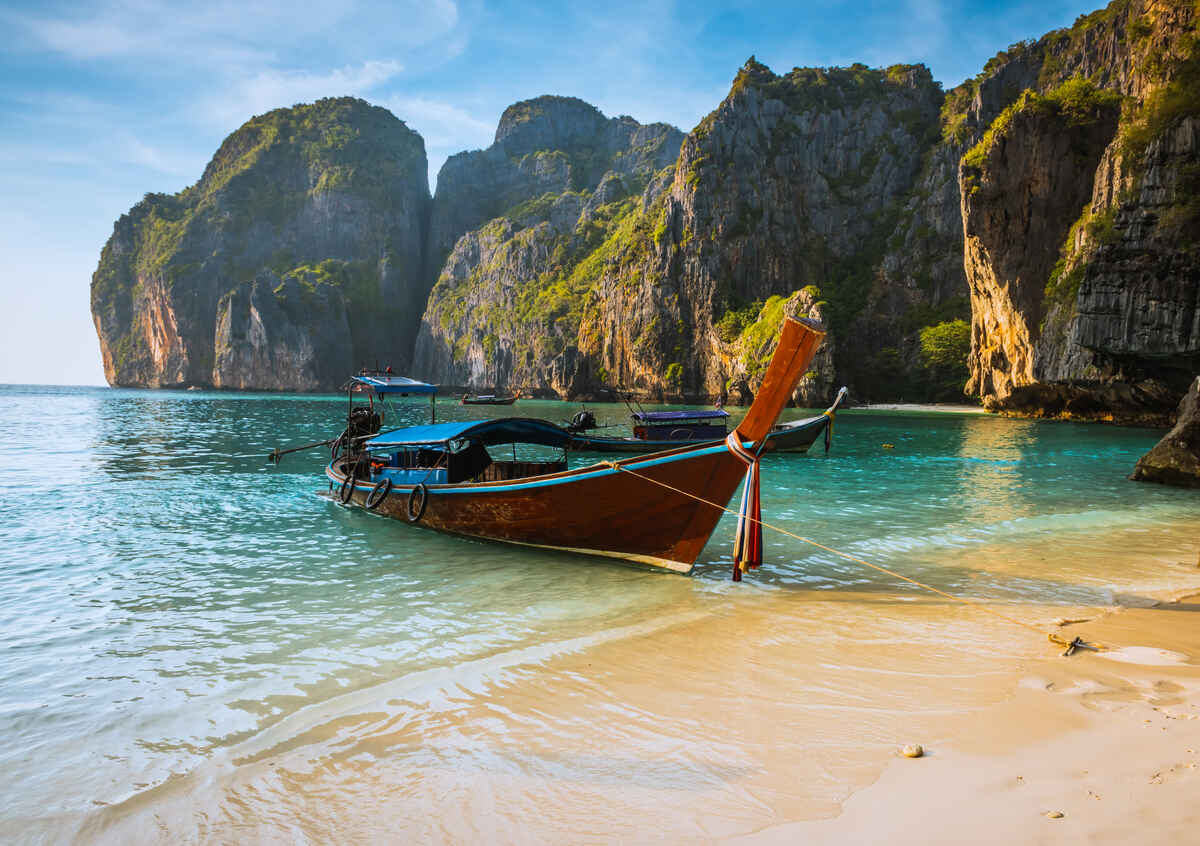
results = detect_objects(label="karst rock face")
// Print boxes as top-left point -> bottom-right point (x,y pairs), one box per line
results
413,96 -> 687,397
90,97 -> 431,390
93,0 -> 1200,422
416,64 -> 960,405
211,270 -> 353,391
958,0 -> 1200,424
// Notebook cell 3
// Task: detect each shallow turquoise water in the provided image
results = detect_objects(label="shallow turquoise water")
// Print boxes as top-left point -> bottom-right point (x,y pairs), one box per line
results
0,386 -> 1196,841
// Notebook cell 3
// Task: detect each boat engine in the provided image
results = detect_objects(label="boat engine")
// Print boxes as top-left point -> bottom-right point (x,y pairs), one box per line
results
347,406 -> 382,439
567,409 -> 597,433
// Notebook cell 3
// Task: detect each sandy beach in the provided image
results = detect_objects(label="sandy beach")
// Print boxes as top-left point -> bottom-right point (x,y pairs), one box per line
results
738,589 -> 1200,845
77,560 -> 1200,845
852,403 -> 988,415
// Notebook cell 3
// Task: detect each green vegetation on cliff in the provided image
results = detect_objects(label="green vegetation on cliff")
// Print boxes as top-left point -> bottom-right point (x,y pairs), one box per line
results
1121,21 -> 1200,163
424,184 -> 655,373
732,56 -> 934,115
112,98 -> 423,290
962,77 -> 1122,190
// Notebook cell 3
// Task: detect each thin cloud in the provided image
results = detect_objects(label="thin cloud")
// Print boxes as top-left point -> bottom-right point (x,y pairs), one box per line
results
14,0 -> 459,62
382,95 -> 493,148
117,137 -> 204,177
200,60 -> 405,126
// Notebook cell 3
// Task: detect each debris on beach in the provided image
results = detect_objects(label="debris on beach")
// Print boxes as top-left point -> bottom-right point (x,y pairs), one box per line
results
900,744 -> 924,758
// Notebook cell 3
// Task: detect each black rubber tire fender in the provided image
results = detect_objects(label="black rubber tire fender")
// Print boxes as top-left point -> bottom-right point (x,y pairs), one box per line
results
338,473 -> 355,504
406,483 -> 428,523
365,478 -> 392,511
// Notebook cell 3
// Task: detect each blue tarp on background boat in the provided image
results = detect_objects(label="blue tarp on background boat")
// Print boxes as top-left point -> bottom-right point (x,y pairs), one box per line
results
352,375 -> 438,395
632,409 -> 729,422
366,417 -> 572,448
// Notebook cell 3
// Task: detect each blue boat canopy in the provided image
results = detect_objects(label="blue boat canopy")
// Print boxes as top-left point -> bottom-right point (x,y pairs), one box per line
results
632,409 -> 729,422
352,374 -> 437,395
366,417 -> 571,448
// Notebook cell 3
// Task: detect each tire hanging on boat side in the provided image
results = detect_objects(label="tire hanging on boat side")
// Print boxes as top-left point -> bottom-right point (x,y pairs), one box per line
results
406,483 -> 428,522
365,478 -> 391,510
338,474 -> 355,504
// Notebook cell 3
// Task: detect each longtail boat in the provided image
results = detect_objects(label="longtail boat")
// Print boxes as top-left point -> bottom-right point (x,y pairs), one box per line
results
325,317 -> 824,577
563,386 -> 848,455
631,408 -> 729,441
461,393 -> 518,405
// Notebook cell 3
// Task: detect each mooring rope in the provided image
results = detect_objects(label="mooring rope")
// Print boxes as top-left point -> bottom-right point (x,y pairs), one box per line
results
600,458 -> 1104,653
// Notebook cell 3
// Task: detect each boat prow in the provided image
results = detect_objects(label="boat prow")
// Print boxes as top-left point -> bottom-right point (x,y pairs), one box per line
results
763,385 -> 849,453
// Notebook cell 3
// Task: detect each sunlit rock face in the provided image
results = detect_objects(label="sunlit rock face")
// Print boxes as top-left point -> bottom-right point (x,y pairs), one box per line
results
91,97 -> 430,390
958,0 -> 1200,424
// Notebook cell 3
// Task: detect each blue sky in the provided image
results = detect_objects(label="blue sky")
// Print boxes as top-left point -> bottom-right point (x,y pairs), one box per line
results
0,0 -> 1103,385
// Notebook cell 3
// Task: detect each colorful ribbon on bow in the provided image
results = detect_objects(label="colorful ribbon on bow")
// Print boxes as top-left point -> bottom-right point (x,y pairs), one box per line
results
724,431 -> 762,581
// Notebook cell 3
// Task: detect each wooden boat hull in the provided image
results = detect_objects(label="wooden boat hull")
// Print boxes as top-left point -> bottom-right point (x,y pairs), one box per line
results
327,442 -> 746,572
761,414 -> 830,453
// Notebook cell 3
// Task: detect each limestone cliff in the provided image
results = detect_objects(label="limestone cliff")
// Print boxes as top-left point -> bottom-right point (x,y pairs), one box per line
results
415,64 -> 961,404
91,97 -> 430,389
212,270 -> 352,391
413,98 -> 685,396
426,96 -> 685,286
958,0 -> 1200,423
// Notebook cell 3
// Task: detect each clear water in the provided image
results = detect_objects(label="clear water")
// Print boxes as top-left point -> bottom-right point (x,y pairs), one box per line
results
0,386 -> 1196,842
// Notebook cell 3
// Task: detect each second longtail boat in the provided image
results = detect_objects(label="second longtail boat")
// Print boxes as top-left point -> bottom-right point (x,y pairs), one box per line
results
565,386 -> 848,455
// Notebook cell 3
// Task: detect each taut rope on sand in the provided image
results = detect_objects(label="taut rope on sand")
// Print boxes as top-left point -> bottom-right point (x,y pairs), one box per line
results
600,459 -> 1106,655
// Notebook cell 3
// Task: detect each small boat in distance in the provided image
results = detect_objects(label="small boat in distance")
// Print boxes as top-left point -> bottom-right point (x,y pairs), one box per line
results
324,317 -> 826,575
462,393 -> 519,405
631,408 -> 729,441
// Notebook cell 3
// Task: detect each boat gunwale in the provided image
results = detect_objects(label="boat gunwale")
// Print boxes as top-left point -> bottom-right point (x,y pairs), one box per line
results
326,438 -> 750,495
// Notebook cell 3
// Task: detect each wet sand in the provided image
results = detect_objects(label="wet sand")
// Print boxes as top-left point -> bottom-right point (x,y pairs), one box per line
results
76,582 -> 1200,844
738,591 -> 1200,845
